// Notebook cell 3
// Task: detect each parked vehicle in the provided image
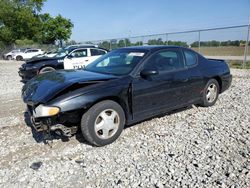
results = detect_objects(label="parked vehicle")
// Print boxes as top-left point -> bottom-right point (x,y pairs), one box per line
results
18,45 -> 107,82
14,49 -> 44,61
34,49 -> 60,58
3,48 -> 30,60
44,49 -> 59,58
22,46 -> 232,146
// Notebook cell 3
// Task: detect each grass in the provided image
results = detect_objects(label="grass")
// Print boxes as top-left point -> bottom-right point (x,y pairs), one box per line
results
192,46 -> 249,56
227,60 -> 250,69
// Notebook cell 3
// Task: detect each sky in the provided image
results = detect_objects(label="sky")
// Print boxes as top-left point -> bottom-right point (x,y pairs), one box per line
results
42,0 -> 250,42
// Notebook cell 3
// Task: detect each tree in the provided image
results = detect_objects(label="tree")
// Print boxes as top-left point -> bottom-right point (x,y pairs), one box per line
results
99,41 -> 110,50
148,38 -> 164,45
40,14 -> 74,46
0,0 -> 45,44
118,40 -> 125,47
124,38 -> 131,46
0,0 -> 73,46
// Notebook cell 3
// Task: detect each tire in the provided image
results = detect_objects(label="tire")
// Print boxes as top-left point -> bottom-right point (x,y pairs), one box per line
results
7,55 -> 12,60
16,56 -> 23,61
39,66 -> 55,74
200,79 -> 219,107
81,100 -> 125,146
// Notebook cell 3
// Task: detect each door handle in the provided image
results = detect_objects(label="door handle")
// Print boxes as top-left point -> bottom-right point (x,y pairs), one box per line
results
85,60 -> 89,62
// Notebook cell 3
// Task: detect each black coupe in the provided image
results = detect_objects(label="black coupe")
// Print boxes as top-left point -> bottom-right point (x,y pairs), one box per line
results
22,46 -> 232,146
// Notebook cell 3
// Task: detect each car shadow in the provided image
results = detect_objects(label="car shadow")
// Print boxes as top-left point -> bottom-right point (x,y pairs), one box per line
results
124,105 -> 194,129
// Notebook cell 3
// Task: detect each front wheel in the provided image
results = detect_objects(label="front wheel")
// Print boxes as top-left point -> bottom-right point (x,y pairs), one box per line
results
16,56 -> 23,61
81,100 -> 125,146
200,79 -> 219,107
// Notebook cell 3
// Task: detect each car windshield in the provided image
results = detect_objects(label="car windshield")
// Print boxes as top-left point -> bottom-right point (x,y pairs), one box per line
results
85,49 -> 147,75
20,49 -> 27,52
54,48 -> 69,58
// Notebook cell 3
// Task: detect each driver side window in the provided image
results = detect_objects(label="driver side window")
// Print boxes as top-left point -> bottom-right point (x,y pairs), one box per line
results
144,49 -> 184,73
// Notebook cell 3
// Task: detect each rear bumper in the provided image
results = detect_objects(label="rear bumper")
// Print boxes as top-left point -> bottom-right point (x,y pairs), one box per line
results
221,74 -> 232,93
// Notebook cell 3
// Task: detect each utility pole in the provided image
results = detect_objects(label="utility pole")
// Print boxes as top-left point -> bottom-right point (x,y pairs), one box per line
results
166,33 -> 168,45
198,31 -> 201,53
243,17 -> 250,68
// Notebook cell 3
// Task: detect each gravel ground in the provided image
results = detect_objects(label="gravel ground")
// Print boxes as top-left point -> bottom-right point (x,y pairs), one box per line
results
0,60 -> 249,188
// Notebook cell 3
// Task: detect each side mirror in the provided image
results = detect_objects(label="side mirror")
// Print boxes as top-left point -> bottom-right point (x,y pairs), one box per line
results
140,69 -> 159,78
67,54 -> 73,59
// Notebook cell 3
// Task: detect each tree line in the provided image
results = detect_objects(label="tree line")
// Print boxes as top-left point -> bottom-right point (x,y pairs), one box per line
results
0,0 -> 73,48
97,38 -> 250,50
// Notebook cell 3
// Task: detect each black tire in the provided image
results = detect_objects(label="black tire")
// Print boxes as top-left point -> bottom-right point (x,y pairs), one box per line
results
81,100 -> 125,146
16,56 -> 23,61
7,55 -> 12,60
39,66 -> 55,74
200,79 -> 219,107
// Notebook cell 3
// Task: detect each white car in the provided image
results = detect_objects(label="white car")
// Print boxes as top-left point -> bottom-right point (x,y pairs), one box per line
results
3,49 -> 29,60
63,47 -> 107,69
14,49 -> 44,61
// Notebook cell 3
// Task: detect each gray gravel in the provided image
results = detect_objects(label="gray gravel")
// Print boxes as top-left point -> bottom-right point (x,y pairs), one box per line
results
0,60 -> 249,187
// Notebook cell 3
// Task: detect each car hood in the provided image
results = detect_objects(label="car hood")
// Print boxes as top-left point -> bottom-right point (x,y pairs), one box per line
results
22,70 -> 118,105
26,56 -> 62,64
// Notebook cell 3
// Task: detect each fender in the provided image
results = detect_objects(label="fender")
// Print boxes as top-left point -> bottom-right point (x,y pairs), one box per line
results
47,78 -> 133,122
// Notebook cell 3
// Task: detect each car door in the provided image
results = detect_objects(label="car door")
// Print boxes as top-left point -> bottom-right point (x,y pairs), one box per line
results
63,48 -> 89,69
182,49 -> 204,103
30,49 -> 39,58
88,48 -> 107,63
22,50 -> 31,59
132,48 -> 190,120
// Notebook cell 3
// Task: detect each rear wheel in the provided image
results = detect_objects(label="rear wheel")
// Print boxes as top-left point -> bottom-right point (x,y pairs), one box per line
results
39,66 -> 55,74
81,100 -> 125,146
16,56 -> 23,61
200,79 -> 219,107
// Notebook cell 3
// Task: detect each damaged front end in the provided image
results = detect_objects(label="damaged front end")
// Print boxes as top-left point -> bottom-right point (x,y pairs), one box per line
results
27,104 -> 81,138
22,70 -> 119,142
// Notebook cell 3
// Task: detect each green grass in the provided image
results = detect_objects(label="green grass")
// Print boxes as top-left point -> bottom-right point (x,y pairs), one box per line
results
227,60 -> 250,69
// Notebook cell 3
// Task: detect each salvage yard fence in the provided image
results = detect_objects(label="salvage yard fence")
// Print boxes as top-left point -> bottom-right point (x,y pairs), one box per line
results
83,24 -> 250,68
1,24 -> 249,68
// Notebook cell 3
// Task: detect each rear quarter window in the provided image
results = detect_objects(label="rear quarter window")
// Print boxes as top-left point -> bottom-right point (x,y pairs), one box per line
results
184,50 -> 197,67
91,49 -> 106,56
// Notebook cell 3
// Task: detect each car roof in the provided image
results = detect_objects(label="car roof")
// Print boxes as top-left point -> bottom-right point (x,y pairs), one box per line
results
118,45 -> 186,51
65,44 -> 98,49
67,46 -> 107,52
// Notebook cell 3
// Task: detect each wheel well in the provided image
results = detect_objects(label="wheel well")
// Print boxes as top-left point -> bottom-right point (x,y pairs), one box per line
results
16,55 -> 22,59
39,65 -> 55,72
213,76 -> 222,93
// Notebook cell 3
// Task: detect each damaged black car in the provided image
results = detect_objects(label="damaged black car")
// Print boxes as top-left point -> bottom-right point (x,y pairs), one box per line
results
22,46 -> 232,146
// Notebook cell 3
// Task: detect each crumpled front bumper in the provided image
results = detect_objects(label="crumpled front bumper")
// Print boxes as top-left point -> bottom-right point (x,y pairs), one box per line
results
18,66 -> 38,83
27,105 -> 78,137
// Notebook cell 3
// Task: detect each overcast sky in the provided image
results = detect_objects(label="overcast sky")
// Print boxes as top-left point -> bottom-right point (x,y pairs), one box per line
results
42,0 -> 250,42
